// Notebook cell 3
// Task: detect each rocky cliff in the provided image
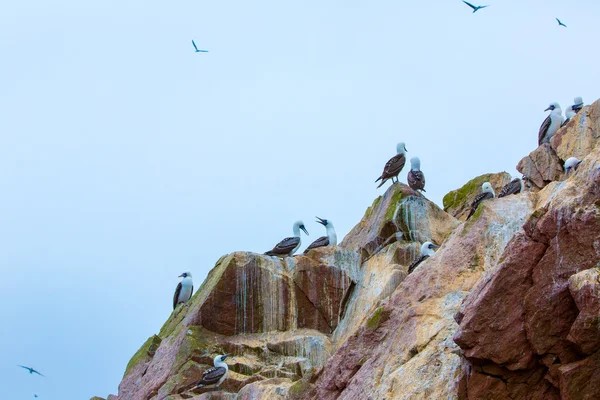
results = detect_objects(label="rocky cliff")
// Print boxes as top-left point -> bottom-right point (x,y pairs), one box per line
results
97,99 -> 600,400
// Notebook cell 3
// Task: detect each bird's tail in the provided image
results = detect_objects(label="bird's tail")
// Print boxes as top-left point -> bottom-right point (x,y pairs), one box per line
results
374,176 -> 382,183
264,251 -> 275,256
421,188 -> 426,192
376,178 -> 387,188
466,208 -> 475,220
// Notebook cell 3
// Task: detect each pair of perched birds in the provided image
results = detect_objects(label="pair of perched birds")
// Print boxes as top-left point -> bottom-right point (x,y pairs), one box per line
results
538,97 -> 584,145
264,217 -> 337,257
374,142 -> 426,193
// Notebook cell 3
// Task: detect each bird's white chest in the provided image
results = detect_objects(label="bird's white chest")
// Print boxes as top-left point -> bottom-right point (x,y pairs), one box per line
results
548,113 -> 564,136
178,279 -> 193,302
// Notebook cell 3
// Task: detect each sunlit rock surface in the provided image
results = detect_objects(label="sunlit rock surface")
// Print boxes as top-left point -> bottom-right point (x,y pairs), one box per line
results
104,98 -> 600,400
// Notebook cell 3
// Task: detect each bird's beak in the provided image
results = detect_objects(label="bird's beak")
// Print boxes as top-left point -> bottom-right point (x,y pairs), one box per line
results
431,244 -> 439,248
544,106 -> 552,111
301,226 -> 309,236
178,274 -> 184,278
223,353 -> 231,360
315,216 -> 326,226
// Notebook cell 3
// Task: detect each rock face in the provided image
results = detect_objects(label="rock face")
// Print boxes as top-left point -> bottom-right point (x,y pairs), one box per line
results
104,98 -> 600,400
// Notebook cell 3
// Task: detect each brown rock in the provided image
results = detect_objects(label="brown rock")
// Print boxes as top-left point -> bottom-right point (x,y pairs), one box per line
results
516,143 -> 564,190
558,350 -> 600,400
551,99 -> 600,161
442,172 -> 512,220
567,268 -> 600,355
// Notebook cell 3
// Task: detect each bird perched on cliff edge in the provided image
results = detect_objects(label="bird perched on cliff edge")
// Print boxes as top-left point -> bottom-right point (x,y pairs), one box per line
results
17,365 -> 44,377
498,177 -> 525,198
408,242 -> 438,274
564,157 -> 582,175
375,142 -> 407,189
467,182 -> 495,220
538,102 -> 564,145
563,97 -> 584,126
304,217 -> 337,253
265,221 -> 309,257
173,272 -> 193,310
407,157 -> 426,192
193,354 -> 231,391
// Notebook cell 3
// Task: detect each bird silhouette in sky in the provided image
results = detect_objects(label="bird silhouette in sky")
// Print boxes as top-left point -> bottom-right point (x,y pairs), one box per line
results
556,18 -> 567,27
462,1 -> 489,13
192,40 -> 209,53
18,365 -> 44,377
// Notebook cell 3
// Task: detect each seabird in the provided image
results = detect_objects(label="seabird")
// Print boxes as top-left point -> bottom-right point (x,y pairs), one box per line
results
18,365 -> 44,377
408,242 -> 438,274
563,97 -> 584,126
265,221 -> 309,257
173,272 -> 193,310
375,142 -> 407,188
498,177 -> 525,198
192,40 -> 209,53
564,157 -> 582,175
467,182 -> 495,220
538,102 -> 564,145
407,157 -> 426,192
193,354 -> 231,391
304,217 -> 337,253
462,1 -> 488,13
556,18 -> 567,27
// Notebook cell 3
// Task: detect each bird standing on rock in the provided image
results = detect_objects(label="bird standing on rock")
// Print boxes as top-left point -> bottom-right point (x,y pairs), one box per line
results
407,157 -> 426,192
564,157 -> 582,175
173,272 -> 194,310
408,242 -> 438,274
193,354 -> 231,391
265,221 -> 309,257
375,142 -> 407,189
467,182 -> 495,220
538,102 -> 564,145
304,217 -> 337,253
498,177 -> 524,198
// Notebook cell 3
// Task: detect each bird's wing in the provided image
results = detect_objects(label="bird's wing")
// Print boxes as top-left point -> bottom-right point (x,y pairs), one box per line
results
538,114 -> 551,145
407,170 -> 426,191
463,1 -> 477,9
190,285 -> 194,301
268,237 -> 300,255
561,118 -> 570,127
381,154 -> 406,179
199,366 -> 227,385
32,369 -> 44,377
498,178 -> 522,198
173,282 -> 182,309
304,236 -> 330,253
408,255 -> 429,274
467,192 -> 494,219
573,104 -> 583,112
192,40 -> 199,51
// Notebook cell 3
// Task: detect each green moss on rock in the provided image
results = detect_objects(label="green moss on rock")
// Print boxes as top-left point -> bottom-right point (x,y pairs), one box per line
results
288,377 -> 312,399
443,173 -> 497,212
366,306 -> 391,330
124,334 -> 162,378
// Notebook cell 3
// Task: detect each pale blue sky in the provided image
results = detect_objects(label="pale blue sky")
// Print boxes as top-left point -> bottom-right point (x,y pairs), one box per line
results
1,0 -> 598,398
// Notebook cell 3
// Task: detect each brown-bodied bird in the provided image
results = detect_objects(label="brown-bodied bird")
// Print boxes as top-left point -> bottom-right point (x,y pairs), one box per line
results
192,354 -> 231,391
407,156 -> 426,192
265,221 -> 309,257
467,182 -> 495,220
407,242 -> 438,274
375,142 -> 407,188
304,217 -> 337,253
498,177 -> 524,198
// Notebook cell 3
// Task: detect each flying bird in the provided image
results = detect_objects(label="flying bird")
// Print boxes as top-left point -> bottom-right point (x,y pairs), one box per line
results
375,142 -> 407,189
192,40 -> 209,53
17,365 -> 44,377
407,157 -> 426,192
173,272 -> 194,310
538,102 -> 564,145
564,157 -> 582,175
498,177 -> 525,198
556,18 -> 567,27
463,1 -> 489,13
408,242 -> 438,274
193,354 -> 231,391
265,221 -> 309,257
304,217 -> 337,253
467,182 -> 495,220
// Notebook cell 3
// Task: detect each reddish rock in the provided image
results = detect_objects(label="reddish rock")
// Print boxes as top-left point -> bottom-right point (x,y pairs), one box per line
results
558,350 -> 600,400
516,143 -> 564,190
567,269 -> 600,355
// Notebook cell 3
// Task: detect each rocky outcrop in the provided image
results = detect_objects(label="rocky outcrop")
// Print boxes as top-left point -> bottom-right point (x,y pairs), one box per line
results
442,172 -> 512,220
104,98 -> 600,400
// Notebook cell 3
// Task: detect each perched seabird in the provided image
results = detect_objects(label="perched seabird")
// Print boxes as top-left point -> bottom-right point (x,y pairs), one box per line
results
467,182 -> 495,220
564,157 -> 582,175
192,40 -> 209,53
265,221 -> 309,257
173,272 -> 193,310
193,354 -> 231,391
498,177 -> 525,198
564,97 -> 584,125
375,142 -> 407,188
462,1 -> 488,13
304,217 -> 337,253
408,242 -> 438,274
538,102 -> 564,145
556,18 -> 567,28
407,157 -> 426,192
18,365 -> 44,377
